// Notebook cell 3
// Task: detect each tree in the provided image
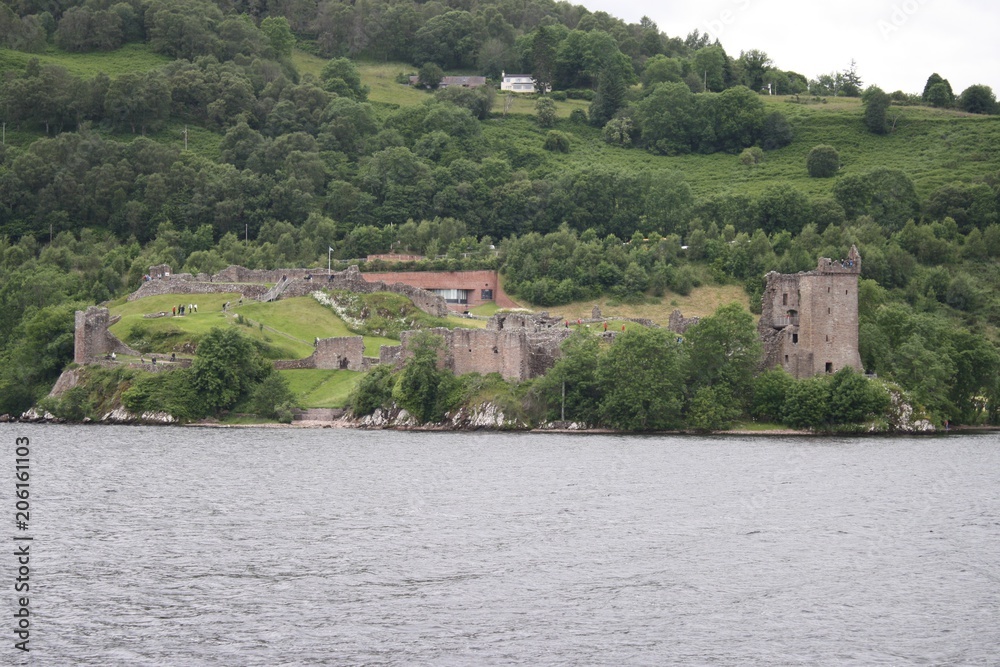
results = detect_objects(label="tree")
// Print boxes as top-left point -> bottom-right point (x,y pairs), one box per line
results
922,73 -> 954,106
597,327 -> 687,430
530,25 -> 559,94
350,364 -> 396,416
533,330 -> 602,423
260,16 -> 294,57
751,368 -> 794,422
535,96 -> 556,128
417,62 -> 443,89
957,85 -> 998,114
783,377 -> 831,428
840,59 -> 863,97
707,86 -> 766,153
828,367 -> 888,424
320,57 -> 368,101
393,331 -> 451,423
807,145 -> 840,177
862,85 -> 891,134
589,64 -> 628,127
925,83 -> 952,108
833,168 -> 919,230
738,49 -> 772,92
683,303 -> 761,405
636,82 -> 703,155
760,111 -> 793,150
688,385 -> 742,431
191,327 -> 273,413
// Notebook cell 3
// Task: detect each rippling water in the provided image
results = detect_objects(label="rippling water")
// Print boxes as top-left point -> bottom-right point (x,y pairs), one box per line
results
3,424 -> 999,665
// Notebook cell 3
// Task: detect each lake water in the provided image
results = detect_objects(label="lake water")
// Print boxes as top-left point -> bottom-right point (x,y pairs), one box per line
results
3,424 -> 998,665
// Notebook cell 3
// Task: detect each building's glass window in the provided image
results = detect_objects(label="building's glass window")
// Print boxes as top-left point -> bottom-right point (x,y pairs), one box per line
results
481,289 -> 493,300
432,289 -> 469,304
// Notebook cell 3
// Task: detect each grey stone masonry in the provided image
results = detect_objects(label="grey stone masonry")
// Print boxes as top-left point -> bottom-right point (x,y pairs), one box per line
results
759,245 -> 863,379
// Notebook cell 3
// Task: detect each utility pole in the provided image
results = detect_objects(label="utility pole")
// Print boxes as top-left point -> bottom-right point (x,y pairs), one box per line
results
183,126 -> 188,151
245,223 -> 248,245
2,122 -> 5,145
561,381 -> 566,422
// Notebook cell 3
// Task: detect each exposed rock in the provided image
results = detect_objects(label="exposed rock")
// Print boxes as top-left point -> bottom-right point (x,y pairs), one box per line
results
883,388 -> 935,433
101,408 -> 177,424
49,368 -> 83,397
19,408 -> 56,422
0,414 -> 9,422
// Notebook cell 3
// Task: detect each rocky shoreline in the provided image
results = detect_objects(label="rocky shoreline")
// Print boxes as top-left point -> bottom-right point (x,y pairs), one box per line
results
4,403 -> 964,436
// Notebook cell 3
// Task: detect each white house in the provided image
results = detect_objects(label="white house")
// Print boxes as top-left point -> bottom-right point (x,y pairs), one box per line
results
501,71 -> 541,93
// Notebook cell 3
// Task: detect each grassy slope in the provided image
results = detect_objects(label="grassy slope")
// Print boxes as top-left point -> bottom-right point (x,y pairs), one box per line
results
279,369 -> 362,408
529,284 -> 751,325
0,43 -> 170,77
484,96 -> 1000,200
234,296 -> 398,356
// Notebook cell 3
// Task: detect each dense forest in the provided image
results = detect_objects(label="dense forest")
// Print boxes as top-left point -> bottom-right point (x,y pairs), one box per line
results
1,0 -> 999,427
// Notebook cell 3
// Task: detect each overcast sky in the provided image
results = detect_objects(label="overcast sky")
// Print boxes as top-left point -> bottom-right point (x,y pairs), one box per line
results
582,0 -> 999,96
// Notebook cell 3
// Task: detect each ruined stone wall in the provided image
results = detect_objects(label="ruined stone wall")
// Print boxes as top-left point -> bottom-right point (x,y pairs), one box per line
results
127,280 -> 268,302
379,344 -> 402,367
74,307 -> 141,363
212,266 -> 318,283
398,326 -> 568,381
313,337 -> 365,370
272,337 -> 365,371
487,311 -> 562,332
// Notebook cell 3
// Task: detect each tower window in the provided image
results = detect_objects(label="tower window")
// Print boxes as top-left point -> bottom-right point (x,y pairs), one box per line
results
792,333 -> 798,344
782,293 -> 788,305
825,362 -> 833,373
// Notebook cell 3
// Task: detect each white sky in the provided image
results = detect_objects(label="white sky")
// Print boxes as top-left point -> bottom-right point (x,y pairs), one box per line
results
582,0 -> 1000,96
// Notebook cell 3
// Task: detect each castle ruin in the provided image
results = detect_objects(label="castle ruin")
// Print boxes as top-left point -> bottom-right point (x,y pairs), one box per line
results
759,245 -> 863,379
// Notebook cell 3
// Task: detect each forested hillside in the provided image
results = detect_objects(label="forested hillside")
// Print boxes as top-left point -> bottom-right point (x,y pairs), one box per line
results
1,0 -> 999,426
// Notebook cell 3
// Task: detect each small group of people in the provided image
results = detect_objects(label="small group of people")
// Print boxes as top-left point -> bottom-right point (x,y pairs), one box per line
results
172,304 -> 198,316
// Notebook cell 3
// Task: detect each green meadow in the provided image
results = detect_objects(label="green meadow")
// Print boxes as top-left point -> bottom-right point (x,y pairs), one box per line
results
278,368 -> 363,408
0,43 -> 170,78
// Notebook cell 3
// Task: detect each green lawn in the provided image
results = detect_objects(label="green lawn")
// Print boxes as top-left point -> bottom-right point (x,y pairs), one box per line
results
109,293 -> 310,359
469,302 -> 501,317
234,296 -> 397,356
279,368 -> 362,408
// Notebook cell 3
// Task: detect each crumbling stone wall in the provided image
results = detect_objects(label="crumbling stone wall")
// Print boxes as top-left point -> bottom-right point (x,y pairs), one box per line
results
758,245 -> 863,378
488,311 -> 562,332
398,317 -> 571,381
273,337 -> 365,371
127,280 -> 269,302
74,307 -> 141,363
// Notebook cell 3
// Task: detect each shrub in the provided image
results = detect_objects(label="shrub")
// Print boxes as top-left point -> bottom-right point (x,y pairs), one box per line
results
807,144 -> 840,177
550,90 -> 567,101
569,108 -> 588,124
543,130 -> 570,153
739,146 -> 763,166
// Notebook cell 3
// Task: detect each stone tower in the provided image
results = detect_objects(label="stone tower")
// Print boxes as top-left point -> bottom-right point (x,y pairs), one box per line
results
759,245 -> 863,379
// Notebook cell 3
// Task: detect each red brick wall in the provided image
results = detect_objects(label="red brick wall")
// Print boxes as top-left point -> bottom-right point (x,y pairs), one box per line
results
360,271 -> 518,311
